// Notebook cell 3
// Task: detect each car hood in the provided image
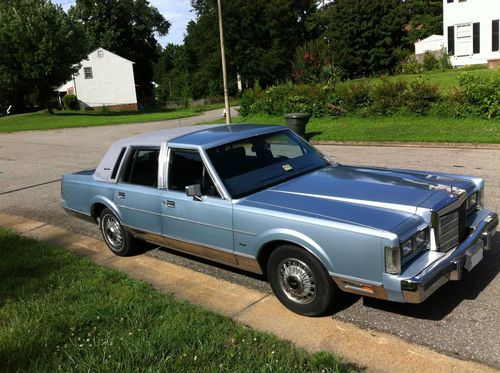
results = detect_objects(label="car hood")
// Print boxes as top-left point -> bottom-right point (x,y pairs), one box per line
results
241,164 -> 475,232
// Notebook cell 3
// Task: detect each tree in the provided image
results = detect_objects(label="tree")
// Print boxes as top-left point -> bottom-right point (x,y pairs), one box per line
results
184,0 -> 318,98
400,0 -> 442,46
155,44 -> 191,102
321,0 -> 407,78
0,0 -> 88,112
69,0 -> 170,105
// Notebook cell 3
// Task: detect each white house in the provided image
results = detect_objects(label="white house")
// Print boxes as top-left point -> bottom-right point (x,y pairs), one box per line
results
444,0 -> 500,67
57,47 -> 138,110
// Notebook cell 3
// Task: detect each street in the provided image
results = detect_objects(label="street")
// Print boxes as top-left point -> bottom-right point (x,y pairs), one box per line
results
0,112 -> 499,368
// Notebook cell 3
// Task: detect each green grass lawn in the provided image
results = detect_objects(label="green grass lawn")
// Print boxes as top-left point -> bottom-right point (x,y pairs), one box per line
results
220,114 -> 500,144
0,109 -> 200,133
0,229 -> 353,372
351,65 -> 497,91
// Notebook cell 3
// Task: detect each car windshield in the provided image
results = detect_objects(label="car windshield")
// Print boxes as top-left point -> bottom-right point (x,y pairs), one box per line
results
206,129 -> 329,198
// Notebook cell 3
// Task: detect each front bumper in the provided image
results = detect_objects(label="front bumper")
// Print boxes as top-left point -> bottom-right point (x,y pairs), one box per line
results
400,211 -> 498,303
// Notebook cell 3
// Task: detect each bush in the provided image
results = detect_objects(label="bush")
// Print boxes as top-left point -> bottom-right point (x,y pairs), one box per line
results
242,73 -> 496,119
334,81 -> 372,112
369,78 -> 407,115
62,94 -> 79,110
239,89 -> 256,117
423,52 -> 439,71
460,73 -> 500,118
398,56 -> 424,74
403,78 -> 440,115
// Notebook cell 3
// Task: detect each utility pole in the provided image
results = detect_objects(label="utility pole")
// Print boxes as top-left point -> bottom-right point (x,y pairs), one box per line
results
217,0 -> 231,124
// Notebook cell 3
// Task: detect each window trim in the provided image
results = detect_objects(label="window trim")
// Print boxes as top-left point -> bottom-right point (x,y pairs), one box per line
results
166,147 -> 224,199
110,147 -> 126,180
118,146 -> 161,189
84,67 -> 93,79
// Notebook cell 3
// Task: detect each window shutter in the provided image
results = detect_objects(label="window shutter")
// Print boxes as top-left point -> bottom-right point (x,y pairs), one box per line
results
447,26 -> 455,56
493,20 -> 499,52
473,22 -> 480,54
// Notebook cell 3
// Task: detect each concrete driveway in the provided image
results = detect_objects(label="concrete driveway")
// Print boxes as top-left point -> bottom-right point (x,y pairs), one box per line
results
0,112 -> 499,368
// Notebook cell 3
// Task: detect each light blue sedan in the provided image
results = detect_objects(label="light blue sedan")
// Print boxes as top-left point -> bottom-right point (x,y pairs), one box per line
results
61,124 -> 498,316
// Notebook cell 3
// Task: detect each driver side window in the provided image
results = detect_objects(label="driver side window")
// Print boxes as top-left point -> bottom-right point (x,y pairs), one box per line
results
168,149 -> 220,198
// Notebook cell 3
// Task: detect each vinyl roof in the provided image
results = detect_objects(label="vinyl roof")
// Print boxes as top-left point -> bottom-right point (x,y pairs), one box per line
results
93,123 -> 286,182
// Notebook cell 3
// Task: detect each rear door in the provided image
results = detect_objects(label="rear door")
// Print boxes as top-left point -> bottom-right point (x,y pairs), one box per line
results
114,147 -> 163,234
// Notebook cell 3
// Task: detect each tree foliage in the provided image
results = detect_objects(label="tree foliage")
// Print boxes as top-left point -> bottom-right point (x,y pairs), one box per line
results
0,0 -> 88,112
180,0 -> 318,98
155,44 -> 191,102
321,0 -> 407,78
400,0 -> 442,45
69,0 -> 170,105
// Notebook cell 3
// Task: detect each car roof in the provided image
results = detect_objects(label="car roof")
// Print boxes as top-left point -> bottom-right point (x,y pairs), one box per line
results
94,123 -> 287,182
172,123 -> 286,148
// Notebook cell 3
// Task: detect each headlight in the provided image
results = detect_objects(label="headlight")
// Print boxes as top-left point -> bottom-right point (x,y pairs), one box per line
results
385,246 -> 401,274
466,192 -> 478,211
400,229 -> 429,260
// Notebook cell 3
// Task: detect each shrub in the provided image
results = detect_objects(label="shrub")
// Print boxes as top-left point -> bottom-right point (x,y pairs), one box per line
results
403,78 -> 440,114
398,56 -> 423,74
423,52 -> 439,71
239,89 -> 256,117
334,81 -> 372,112
460,73 -> 500,118
62,94 -> 79,110
369,78 -> 407,115
438,50 -> 452,70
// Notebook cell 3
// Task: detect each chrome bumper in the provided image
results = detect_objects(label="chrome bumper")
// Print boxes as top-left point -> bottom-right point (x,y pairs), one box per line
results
401,211 -> 498,303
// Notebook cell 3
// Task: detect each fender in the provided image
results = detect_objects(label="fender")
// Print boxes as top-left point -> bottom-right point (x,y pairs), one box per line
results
89,195 -> 124,222
255,228 -> 335,273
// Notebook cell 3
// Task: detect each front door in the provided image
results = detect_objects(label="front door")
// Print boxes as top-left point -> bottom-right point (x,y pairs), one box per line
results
160,148 -> 236,265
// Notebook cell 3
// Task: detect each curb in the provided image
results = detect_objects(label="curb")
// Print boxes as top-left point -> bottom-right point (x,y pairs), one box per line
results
0,212 -> 496,373
311,140 -> 500,150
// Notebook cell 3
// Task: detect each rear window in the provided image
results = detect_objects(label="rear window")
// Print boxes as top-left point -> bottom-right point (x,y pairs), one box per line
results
122,148 -> 160,187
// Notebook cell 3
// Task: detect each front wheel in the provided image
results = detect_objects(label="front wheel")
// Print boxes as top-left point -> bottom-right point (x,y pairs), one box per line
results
100,208 -> 138,256
267,245 -> 338,316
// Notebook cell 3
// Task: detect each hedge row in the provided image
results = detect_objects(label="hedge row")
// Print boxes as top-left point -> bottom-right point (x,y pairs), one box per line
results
240,73 -> 500,119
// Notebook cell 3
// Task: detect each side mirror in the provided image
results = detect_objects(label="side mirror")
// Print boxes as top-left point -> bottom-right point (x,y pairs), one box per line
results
185,184 -> 203,201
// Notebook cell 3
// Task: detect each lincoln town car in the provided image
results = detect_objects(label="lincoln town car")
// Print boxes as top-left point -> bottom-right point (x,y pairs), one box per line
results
61,124 -> 498,316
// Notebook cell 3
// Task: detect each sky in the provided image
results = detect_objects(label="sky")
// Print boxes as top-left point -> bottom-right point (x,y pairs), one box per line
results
54,0 -> 194,46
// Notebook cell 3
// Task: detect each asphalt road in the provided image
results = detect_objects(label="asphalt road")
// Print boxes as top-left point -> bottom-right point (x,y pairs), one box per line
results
1,111 -> 499,368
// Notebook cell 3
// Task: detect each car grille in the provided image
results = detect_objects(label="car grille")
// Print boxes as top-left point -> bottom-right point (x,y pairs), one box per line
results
438,202 -> 467,252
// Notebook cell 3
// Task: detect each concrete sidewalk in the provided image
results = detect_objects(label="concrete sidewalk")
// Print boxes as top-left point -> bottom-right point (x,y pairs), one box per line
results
0,212 -> 494,373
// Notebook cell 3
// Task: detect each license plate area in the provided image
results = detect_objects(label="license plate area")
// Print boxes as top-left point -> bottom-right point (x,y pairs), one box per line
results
464,241 -> 483,272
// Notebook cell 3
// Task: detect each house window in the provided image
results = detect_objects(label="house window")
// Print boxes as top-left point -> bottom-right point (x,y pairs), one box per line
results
84,67 -> 93,79
97,50 -> 104,57
473,22 -> 480,54
447,0 -> 453,3
493,20 -> 499,52
456,23 -> 472,56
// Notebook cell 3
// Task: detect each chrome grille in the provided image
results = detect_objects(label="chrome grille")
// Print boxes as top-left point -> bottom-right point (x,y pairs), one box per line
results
438,202 -> 467,252
439,210 -> 459,251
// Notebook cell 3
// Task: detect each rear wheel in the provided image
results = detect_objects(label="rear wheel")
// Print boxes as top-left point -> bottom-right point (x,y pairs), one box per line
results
267,245 -> 338,316
100,208 -> 138,256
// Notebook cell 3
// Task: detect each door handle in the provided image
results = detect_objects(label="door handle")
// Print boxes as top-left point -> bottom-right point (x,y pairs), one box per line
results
162,200 -> 175,208
118,192 -> 126,199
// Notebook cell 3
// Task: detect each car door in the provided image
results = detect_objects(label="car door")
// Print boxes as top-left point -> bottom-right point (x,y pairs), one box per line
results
114,147 -> 163,234
160,147 -> 237,265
